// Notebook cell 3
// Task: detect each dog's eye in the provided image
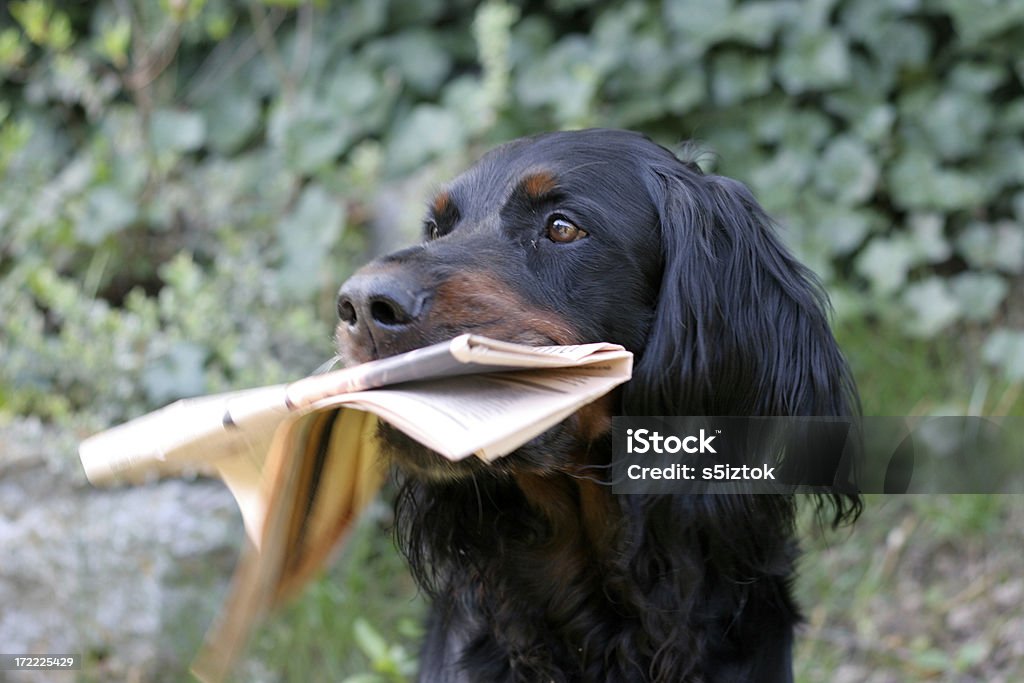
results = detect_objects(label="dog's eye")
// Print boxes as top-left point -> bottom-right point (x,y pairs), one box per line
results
424,219 -> 441,241
546,215 -> 587,243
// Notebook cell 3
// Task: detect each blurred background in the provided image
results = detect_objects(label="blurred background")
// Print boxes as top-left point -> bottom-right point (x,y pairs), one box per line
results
0,0 -> 1022,681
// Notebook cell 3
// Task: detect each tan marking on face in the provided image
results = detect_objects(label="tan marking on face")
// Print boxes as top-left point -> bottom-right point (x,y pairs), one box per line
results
431,190 -> 452,217
521,171 -> 559,200
431,271 -> 579,347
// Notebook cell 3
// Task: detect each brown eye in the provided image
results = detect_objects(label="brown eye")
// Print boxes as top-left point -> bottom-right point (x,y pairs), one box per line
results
424,219 -> 440,241
546,215 -> 587,243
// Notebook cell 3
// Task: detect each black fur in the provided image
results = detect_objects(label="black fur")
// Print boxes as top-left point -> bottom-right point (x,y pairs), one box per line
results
335,129 -> 861,682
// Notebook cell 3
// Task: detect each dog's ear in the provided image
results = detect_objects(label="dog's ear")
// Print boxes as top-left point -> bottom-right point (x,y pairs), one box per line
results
623,160 -> 861,522
625,161 -> 856,418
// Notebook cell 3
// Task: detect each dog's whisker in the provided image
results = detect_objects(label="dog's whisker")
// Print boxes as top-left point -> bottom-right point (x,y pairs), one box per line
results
471,471 -> 484,524
313,354 -> 343,374
575,462 -> 614,470
564,472 -> 613,486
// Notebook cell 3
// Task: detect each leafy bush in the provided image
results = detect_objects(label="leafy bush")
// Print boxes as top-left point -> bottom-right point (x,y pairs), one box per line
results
2,0 -> 1022,427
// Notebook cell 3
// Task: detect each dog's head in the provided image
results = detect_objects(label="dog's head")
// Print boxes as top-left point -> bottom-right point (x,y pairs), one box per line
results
336,129 -> 857,489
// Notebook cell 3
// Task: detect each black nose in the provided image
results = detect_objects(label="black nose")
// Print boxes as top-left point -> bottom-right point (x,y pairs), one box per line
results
336,269 -> 430,347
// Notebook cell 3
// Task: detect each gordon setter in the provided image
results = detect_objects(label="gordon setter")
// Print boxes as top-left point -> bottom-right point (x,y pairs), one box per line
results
335,129 -> 860,682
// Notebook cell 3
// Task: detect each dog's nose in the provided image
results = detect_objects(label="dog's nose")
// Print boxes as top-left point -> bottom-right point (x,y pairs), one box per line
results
336,270 -> 430,346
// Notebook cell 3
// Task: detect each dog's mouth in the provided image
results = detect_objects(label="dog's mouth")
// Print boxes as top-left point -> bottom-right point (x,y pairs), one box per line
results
332,259 -> 599,480
376,397 -> 614,483
376,422 -> 498,482
331,316 -> 583,480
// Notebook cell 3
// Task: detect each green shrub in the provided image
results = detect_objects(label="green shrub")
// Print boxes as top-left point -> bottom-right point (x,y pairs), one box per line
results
2,0 -> 1022,427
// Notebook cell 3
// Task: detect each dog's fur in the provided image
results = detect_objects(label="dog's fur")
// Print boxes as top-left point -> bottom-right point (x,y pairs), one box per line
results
335,129 -> 860,682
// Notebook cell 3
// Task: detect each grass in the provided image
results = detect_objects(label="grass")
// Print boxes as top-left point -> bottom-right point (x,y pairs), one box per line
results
240,498 -> 425,682
797,319 -> 1023,682
795,495 -> 1024,682
834,320 -> 1023,417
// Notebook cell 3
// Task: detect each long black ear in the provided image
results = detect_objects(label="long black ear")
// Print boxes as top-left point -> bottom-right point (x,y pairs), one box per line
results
622,158 -> 861,522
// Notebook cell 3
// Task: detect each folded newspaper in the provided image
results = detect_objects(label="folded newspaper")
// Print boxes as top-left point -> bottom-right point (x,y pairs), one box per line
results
78,334 -> 633,682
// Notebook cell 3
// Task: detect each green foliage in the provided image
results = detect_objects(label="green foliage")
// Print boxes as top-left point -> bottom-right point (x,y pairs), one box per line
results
795,492 -> 1022,682
10,0 -> 74,50
246,509 -> 424,681
346,618 -> 418,682
2,0 -> 1021,421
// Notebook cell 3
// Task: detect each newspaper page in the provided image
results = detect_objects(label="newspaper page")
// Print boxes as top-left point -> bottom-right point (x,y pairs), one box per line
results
79,335 -> 631,545
80,334 -> 632,485
192,408 -> 383,683
318,365 -> 628,461
78,335 -> 633,683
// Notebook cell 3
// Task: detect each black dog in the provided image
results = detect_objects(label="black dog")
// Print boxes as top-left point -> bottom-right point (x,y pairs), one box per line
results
335,129 -> 860,682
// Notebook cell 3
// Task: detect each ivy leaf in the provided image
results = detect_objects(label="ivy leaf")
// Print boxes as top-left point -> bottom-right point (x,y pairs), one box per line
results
942,0 -> 1024,45
202,90 -> 260,155
908,213 -> 951,264
384,105 -> 465,174
901,278 -> 961,337
850,103 -> 895,145
983,329 -> 1024,381
956,221 -> 1024,274
149,108 -> 206,155
777,32 -> 850,94
96,15 -> 130,68
662,0 -> 731,49
711,52 -> 772,106
949,273 -> 1008,322
333,0 -> 388,47
513,36 -> 600,124
920,91 -> 993,162
749,149 -> 808,212
727,1 -> 800,48
862,19 -> 931,74
664,68 -> 706,116
11,0 -> 73,49
888,150 -> 988,211
268,95 -> 358,175
364,30 -> 452,95
980,137 -> 1024,190
780,110 -> 833,152
950,62 -> 1007,94
823,207 -> 874,256
74,186 -> 137,244
276,184 -> 346,299
856,237 -> 914,294
323,63 -> 383,116
815,135 -> 878,205
142,341 -> 207,405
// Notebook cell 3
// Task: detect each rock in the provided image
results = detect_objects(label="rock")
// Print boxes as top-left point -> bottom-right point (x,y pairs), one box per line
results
0,418 -> 243,682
